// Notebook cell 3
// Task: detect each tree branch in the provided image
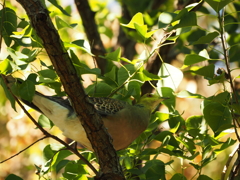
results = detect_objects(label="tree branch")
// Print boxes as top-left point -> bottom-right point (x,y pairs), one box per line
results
0,136 -> 47,164
74,0 -> 108,74
14,0 -> 124,179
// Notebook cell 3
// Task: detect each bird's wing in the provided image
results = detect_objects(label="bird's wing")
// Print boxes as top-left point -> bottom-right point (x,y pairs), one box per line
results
23,93 -> 128,117
21,92 -> 75,117
88,97 -> 129,116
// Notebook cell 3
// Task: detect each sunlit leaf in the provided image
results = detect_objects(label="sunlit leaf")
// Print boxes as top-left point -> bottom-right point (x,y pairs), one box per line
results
104,47 -> 121,61
157,63 -> 183,91
0,59 -> 13,74
177,90 -> 204,98
158,12 -> 177,28
47,0 -> 70,16
55,16 -> 72,30
205,0 -> 234,12
38,115 -> 54,129
121,12 -> 144,29
65,40 -> 94,56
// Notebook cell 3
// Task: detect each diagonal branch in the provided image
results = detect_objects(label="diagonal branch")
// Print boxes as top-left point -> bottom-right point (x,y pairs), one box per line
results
74,0 -> 108,74
0,136 -> 47,164
14,0 -> 124,179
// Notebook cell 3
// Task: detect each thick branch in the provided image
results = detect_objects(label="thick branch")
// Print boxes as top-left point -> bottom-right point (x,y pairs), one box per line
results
15,0 -> 124,179
74,0 -> 108,74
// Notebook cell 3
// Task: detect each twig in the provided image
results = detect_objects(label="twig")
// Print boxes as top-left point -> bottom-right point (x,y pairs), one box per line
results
218,9 -> 240,141
221,145 -> 239,180
229,145 -> 240,180
107,63 -> 143,98
0,136 -> 47,164
74,0 -> 107,74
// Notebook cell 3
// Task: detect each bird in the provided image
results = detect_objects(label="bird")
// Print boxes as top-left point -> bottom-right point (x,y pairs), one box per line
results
5,76 -> 168,151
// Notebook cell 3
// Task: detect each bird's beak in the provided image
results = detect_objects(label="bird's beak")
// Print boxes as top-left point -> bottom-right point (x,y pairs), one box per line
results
161,97 -> 170,100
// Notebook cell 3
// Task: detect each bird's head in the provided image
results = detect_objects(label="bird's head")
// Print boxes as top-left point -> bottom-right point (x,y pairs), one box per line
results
137,93 -> 169,111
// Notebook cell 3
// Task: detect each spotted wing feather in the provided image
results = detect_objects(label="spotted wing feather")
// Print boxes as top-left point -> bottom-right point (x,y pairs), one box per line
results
89,97 -> 128,116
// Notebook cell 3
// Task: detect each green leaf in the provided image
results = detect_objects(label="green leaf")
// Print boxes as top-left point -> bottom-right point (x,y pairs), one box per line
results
190,64 -> 215,78
11,25 -> 30,39
5,174 -> 23,180
104,47 -> 121,61
208,72 -> 226,85
0,59 -> 13,74
51,150 -> 73,172
73,63 -> 101,76
126,81 -> 142,99
38,115 -> 54,129
63,161 -> 88,179
7,47 -> 28,64
21,48 -> 38,63
0,7 -> 17,46
184,54 -> 208,65
142,160 -> 166,180
154,131 -> 179,148
158,87 -> 175,112
205,0 -> 234,12
0,75 -> 16,110
173,11 -> 197,29
172,8 -> 189,23
38,69 -> 58,81
123,155 -> 134,169
139,69 -> 162,81
121,12 -> 144,29
158,12 -> 177,28
66,40 -> 94,56
215,138 -> 236,154
118,64 -> 136,85
19,80 -> 35,102
103,66 -> 118,85
197,175 -> 213,180
203,101 -> 232,136
134,23 -> 157,39
43,144 -> 56,162
192,31 -> 219,45
157,63 -> 183,91
47,0 -> 70,16
185,115 -> 204,137
86,82 -> 114,97
55,16 -> 72,30
189,162 -> 201,170
56,159 -> 69,173
170,173 -> 187,180
185,115 -> 203,130
177,90 -> 204,99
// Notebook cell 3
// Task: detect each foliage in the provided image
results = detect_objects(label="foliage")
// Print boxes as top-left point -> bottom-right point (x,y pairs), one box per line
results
0,0 -> 240,179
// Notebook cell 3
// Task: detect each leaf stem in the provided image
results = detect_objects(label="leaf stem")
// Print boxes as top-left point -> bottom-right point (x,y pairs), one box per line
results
218,9 -> 240,141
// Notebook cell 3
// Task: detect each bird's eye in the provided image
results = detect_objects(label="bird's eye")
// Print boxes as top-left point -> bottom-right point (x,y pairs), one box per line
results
146,93 -> 153,97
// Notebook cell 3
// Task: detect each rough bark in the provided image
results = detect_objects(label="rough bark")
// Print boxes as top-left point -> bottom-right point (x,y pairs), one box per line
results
15,0 -> 124,179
